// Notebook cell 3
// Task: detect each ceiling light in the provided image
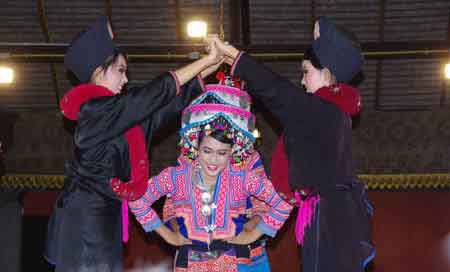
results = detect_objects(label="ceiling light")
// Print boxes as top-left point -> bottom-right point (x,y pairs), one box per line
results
0,66 -> 13,84
187,21 -> 207,38
444,63 -> 450,80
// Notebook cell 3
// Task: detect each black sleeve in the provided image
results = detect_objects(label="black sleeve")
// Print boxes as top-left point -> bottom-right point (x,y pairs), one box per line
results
74,72 -> 180,149
142,75 -> 203,141
233,53 -> 332,130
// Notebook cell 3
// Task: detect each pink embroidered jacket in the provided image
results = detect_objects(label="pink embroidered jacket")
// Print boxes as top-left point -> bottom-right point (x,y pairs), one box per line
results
162,152 -> 271,222
129,160 -> 293,242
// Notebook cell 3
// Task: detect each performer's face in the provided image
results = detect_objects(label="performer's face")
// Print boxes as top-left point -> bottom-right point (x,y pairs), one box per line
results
301,60 -> 327,93
198,136 -> 232,182
95,54 -> 128,94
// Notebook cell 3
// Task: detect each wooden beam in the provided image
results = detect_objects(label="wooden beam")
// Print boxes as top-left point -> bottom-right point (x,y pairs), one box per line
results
219,0 -> 225,40
174,0 -> 183,41
36,0 -> 60,106
241,0 -> 251,46
104,0 -> 113,25
2,41 -> 446,55
440,8 -> 450,107
1,41 -> 448,62
375,0 -> 386,110
229,0 -> 241,44
37,0 -> 50,42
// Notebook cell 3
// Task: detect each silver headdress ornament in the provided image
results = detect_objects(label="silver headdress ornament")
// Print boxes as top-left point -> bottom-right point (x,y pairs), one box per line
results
179,73 -> 257,165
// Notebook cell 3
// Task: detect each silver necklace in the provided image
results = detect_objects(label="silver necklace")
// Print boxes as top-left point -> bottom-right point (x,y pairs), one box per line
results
193,169 -> 218,232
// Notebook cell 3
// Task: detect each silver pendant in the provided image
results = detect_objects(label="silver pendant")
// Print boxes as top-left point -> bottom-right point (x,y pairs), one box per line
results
201,205 -> 212,216
201,191 -> 213,204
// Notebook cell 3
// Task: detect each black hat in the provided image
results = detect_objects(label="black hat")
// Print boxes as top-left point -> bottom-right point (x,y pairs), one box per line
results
312,17 -> 363,83
64,15 -> 116,83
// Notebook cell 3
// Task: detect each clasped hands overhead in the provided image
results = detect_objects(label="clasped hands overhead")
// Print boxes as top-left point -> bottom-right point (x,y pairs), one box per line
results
203,34 -> 241,69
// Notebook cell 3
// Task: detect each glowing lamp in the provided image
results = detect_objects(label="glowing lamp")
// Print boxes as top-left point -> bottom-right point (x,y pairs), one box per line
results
187,21 -> 207,38
445,63 -> 450,79
0,66 -> 13,84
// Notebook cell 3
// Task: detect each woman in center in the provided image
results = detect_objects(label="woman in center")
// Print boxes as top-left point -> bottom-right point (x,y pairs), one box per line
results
128,80 -> 292,271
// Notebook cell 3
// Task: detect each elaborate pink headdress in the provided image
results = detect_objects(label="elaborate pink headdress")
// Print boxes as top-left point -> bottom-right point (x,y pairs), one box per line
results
179,73 -> 257,164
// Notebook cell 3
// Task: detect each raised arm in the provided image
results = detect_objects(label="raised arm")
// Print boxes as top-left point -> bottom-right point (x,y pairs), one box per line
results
141,75 -> 204,140
209,37 -> 330,130
75,42 -> 223,148
74,73 -> 180,148
145,56 -> 225,137
232,53 -> 330,129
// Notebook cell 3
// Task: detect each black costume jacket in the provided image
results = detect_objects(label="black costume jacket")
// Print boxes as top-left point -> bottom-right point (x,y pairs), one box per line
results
68,73 -> 202,198
233,54 -> 354,191
232,53 -> 375,272
45,73 -> 202,271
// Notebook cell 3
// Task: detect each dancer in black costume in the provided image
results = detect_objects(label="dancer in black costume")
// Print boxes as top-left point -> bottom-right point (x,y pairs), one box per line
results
208,16 -> 375,272
44,16 -> 224,272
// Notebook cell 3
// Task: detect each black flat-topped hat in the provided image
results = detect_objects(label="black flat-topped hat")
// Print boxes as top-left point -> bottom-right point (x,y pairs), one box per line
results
312,16 -> 363,83
64,15 -> 116,83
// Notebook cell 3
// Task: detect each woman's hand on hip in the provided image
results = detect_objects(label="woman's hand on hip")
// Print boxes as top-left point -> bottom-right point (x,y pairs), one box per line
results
155,225 -> 192,246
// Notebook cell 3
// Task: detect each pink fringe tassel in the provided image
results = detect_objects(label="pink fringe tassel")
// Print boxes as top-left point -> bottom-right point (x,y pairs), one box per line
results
294,191 -> 320,245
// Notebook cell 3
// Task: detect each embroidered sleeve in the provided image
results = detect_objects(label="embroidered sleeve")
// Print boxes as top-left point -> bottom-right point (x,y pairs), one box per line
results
243,152 -> 271,217
129,167 -> 176,232
248,197 -> 270,218
244,171 -> 293,237
162,197 -> 176,222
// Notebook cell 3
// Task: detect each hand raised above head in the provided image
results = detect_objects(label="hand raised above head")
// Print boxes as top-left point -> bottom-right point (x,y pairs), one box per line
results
224,56 -> 235,66
204,34 -> 223,65
205,34 -> 240,60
